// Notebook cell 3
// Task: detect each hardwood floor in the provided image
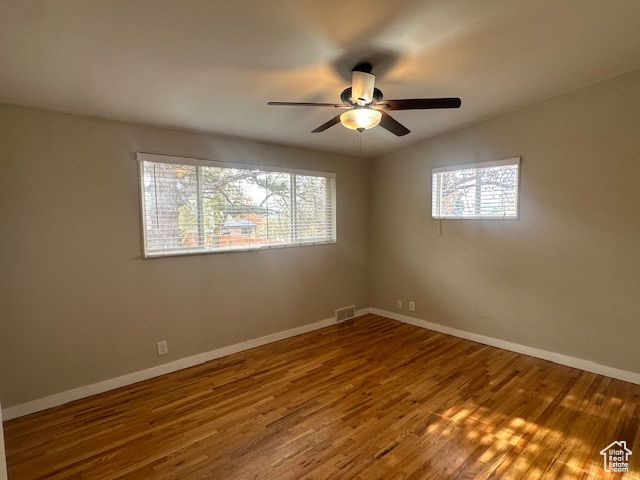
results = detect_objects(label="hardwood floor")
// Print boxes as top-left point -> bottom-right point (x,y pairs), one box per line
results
4,314 -> 640,479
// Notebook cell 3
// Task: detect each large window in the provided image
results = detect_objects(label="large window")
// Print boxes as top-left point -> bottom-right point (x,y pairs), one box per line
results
432,157 -> 520,219
138,153 -> 336,257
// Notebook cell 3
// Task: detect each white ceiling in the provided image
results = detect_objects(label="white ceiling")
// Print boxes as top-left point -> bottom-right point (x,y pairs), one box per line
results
2,0 -> 640,157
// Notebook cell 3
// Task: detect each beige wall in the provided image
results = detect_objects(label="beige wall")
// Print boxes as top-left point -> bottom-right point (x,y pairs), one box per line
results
0,104 -> 370,407
370,69 -> 640,374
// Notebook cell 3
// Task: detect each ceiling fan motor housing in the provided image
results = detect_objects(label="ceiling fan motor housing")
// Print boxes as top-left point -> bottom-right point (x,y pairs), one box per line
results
351,71 -> 376,105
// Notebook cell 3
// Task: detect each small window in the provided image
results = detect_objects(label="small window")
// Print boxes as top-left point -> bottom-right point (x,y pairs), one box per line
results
432,157 -> 520,219
138,153 -> 337,257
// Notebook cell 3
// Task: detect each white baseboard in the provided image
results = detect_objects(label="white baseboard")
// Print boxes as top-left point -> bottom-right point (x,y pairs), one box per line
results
5,306 -> 638,421
370,308 -> 640,386
0,399 -> 6,480
2,309 -> 369,421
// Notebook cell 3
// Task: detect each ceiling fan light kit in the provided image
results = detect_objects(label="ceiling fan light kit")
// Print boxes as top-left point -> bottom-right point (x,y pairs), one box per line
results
268,62 -> 461,137
340,108 -> 382,131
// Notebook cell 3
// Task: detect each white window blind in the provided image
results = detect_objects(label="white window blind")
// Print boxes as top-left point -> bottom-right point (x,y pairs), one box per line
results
137,153 -> 337,257
432,157 -> 520,219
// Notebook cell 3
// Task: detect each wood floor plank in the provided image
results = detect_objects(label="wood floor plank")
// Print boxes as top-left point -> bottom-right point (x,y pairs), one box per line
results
4,314 -> 640,479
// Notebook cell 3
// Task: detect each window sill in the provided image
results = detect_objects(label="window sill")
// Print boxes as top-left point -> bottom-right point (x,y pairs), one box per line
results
143,240 -> 337,259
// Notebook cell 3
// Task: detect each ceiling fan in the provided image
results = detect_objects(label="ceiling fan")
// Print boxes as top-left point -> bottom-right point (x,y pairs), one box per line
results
268,63 -> 461,136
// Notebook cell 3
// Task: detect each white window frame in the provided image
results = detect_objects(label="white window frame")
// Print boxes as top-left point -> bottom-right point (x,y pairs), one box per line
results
432,157 -> 520,220
137,152 -> 337,258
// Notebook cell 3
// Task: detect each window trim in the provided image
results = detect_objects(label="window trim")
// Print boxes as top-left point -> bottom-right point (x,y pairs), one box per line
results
137,152 -> 337,179
432,156 -> 521,220
136,152 -> 337,258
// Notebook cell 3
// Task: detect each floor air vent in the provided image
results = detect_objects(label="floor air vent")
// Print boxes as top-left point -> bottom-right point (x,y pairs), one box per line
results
335,305 -> 356,322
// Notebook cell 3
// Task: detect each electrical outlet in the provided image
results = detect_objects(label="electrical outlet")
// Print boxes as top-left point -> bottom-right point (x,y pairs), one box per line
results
408,301 -> 415,312
397,300 -> 403,309
157,340 -> 168,356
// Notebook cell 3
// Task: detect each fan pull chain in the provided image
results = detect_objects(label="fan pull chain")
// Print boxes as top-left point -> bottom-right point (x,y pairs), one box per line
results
357,130 -> 362,155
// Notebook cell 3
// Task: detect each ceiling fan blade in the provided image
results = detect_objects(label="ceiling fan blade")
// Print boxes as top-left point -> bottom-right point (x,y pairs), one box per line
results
351,71 -> 375,105
268,102 -> 346,108
379,111 -> 410,136
311,114 -> 342,133
375,98 -> 462,110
